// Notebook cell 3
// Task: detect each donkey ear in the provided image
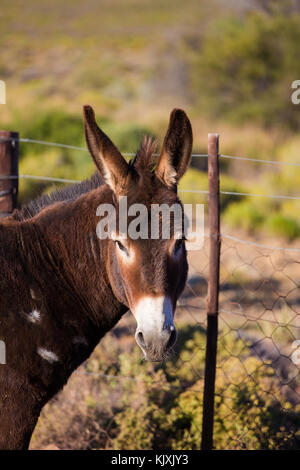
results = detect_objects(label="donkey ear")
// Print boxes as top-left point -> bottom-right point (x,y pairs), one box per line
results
83,105 -> 131,194
155,109 -> 193,189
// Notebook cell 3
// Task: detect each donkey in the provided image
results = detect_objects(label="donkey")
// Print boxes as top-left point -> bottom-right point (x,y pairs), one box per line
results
0,106 -> 193,449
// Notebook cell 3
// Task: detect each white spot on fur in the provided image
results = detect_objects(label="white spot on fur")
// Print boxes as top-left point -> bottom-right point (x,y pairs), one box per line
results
37,348 -> 59,363
30,288 -> 37,300
27,309 -> 40,323
0,340 -> 6,365
133,296 -> 174,333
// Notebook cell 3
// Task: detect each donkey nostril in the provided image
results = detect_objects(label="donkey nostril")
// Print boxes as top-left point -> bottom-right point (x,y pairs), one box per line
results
167,329 -> 177,349
137,331 -> 146,348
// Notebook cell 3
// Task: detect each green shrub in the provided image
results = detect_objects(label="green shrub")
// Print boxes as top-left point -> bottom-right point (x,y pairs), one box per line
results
101,122 -> 154,155
12,109 -> 86,158
10,108 -> 152,158
224,200 -> 264,233
191,9 -> 300,129
265,213 -> 300,240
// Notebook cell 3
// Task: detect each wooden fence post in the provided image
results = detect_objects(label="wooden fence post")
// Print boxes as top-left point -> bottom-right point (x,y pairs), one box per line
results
0,131 -> 19,217
201,133 -> 221,450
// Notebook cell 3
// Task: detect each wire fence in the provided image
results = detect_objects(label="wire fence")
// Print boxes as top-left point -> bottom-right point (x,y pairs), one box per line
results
218,235 -> 300,447
1,134 -> 300,449
2,136 -> 300,200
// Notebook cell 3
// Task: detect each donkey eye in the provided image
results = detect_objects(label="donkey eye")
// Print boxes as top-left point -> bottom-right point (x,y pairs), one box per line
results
116,240 -> 129,256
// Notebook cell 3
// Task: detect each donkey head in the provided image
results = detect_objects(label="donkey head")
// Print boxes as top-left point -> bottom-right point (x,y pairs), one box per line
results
83,105 -> 193,361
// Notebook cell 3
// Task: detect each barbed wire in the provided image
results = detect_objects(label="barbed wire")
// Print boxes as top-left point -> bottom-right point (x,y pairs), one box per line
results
2,174 -> 300,201
0,174 -> 79,184
1,136 -> 300,166
0,137 -> 299,200
0,136 -> 208,158
181,188 -> 300,200
220,154 -> 300,167
1,136 -> 300,199
221,233 -> 300,253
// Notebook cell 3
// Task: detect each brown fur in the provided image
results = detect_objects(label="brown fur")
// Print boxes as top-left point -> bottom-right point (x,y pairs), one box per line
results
0,106 -> 193,449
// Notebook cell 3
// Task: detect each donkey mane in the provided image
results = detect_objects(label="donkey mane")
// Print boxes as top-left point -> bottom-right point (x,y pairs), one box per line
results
12,172 -> 104,221
131,136 -> 157,174
13,137 -> 157,222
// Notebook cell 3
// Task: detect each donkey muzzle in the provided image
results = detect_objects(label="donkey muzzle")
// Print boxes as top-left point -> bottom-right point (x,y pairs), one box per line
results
133,296 -> 177,361
135,325 -> 177,361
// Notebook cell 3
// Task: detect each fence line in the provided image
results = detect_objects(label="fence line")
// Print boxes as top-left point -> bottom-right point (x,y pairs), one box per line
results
7,175 -> 300,201
219,308 -> 300,329
1,136 -> 300,166
0,174 -> 79,184
222,233 -> 300,253
2,174 -> 300,201
220,154 -> 300,167
0,136 -> 208,158
181,188 -> 300,200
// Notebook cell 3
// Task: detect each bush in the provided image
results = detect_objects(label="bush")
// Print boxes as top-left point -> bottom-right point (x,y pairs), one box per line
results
102,122 -> 154,155
11,109 -> 86,158
265,214 -> 300,240
191,9 -> 300,129
224,200 -> 264,233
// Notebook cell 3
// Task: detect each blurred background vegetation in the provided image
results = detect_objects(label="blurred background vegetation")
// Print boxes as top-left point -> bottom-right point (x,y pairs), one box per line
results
2,0 -> 300,450
2,0 -> 300,240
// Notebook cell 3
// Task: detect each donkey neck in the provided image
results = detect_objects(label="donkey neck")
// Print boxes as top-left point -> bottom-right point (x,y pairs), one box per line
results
21,187 -> 127,332
0,188 -> 127,398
